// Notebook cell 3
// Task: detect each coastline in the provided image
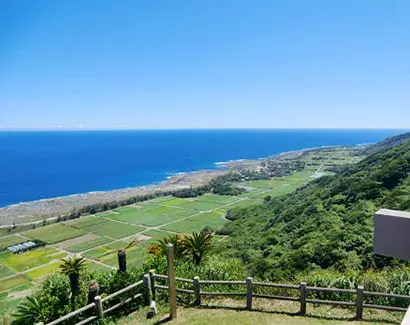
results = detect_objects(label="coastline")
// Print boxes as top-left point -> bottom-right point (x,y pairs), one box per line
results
0,145 -> 360,225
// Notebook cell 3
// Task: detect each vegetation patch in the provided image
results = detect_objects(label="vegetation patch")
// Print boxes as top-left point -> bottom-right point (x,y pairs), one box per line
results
80,220 -> 145,239
54,233 -> 101,250
0,265 -> 15,279
86,261 -> 113,272
107,205 -> 195,226
83,241 -> 128,259
65,215 -> 109,229
100,240 -> 152,269
224,199 -> 261,210
0,275 -> 30,292
0,235 -> 25,251
143,229 -> 174,240
22,224 -> 85,244
66,236 -> 112,253
253,184 -> 301,199
0,248 -> 63,272
170,200 -> 224,211
194,195 -> 238,205
162,212 -> 228,233
24,261 -> 62,280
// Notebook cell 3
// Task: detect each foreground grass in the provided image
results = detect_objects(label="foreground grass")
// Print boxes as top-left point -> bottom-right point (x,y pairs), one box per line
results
117,299 -> 402,325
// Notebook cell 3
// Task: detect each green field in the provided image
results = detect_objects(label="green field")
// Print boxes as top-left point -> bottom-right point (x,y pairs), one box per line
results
143,229 -> 174,240
168,200 -> 223,211
162,212 -> 227,233
86,261 -> 113,272
80,220 -> 145,239
24,261 -> 62,280
83,241 -> 129,260
66,236 -> 112,253
194,195 -> 238,205
225,199 -> 261,210
0,265 -> 15,279
0,275 -> 30,292
65,215 -> 109,228
0,248 -> 64,272
107,205 -> 195,226
253,184 -> 302,199
99,240 -> 153,269
22,224 -> 85,244
0,235 -> 25,251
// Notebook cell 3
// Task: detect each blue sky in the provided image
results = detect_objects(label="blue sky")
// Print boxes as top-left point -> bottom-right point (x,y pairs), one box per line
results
1,0 -> 409,129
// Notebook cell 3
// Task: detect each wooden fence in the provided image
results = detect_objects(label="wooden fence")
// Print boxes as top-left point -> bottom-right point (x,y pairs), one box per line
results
38,243 -> 410,324
150,271 -> 410,319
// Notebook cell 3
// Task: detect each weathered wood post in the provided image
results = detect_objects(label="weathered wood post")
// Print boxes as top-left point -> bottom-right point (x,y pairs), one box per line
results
193,276 -> 201,306
94,295 -> 103,318
299,282 -> 307,316
246,277 -> 253,310
143,274 -> 152,306
118,248 -> 127,272
356,285 -> 364,319
166,243 -> 177,319
87,280 -> 100,304
149,269 -> 156,301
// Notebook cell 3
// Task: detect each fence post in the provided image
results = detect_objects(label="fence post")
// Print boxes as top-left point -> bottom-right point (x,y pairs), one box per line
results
193,276 -> 201,306
356,285 -> 364,319
299,282 -> 307,316
246,277 -> 253,310
143,274 -> 152,306
149,269 -> 156,301
94,295 -> 103,318
166,243 -> 177,319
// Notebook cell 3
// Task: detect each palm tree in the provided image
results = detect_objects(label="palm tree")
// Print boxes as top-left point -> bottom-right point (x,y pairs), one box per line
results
13,296 -> 44,324
148,234 -> 186,259
60,255 -> 87,297
183,231 -> 214,265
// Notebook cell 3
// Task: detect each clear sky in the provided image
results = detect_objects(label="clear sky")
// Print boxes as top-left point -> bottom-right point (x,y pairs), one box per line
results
1,0 -> 409,129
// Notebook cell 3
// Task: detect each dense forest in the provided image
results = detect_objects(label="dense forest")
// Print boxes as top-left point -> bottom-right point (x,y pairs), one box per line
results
218,134 -> 410,280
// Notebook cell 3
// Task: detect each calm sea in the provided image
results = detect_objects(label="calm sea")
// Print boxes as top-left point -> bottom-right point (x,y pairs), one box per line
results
0,129 -> 406,207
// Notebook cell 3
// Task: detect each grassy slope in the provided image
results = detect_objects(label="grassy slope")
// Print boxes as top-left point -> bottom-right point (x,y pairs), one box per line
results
117,299 -> 401,325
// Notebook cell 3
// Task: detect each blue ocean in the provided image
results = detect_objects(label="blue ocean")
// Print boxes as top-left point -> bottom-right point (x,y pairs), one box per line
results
0,129 -> 406,207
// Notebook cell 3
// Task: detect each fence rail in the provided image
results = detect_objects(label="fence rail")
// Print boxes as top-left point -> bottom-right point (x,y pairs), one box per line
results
152,271 -> 410,319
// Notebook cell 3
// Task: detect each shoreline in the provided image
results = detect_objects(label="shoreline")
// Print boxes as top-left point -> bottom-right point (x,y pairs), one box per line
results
0,145 -> 362,225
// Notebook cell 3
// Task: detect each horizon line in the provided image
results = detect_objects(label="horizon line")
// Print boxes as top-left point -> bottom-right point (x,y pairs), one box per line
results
0,127 -> 409,132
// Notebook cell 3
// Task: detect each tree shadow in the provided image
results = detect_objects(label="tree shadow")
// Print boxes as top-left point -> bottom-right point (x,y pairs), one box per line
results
153,315 -> 172,324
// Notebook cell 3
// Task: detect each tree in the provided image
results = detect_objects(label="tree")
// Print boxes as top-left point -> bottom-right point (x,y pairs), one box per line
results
60,255 -> 87,297
183,231 -> 214,265
118,239 -> 139,272
13,296 -> 44,324
149,234 -> 186,259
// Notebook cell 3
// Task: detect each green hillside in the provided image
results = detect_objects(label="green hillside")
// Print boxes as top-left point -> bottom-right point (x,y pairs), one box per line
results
220,140 -> 410,279
362,132 -> 410,155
